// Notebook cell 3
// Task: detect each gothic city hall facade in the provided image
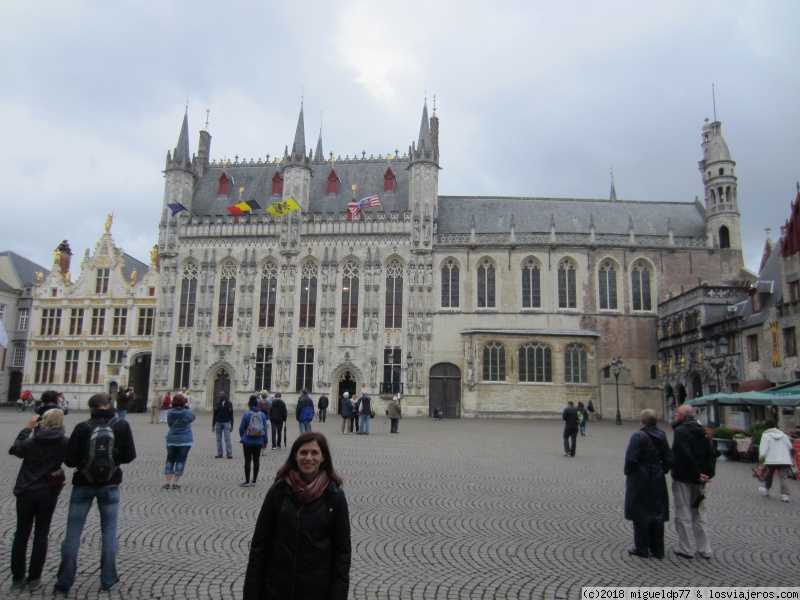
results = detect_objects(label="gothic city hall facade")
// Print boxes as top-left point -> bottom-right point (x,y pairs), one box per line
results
153,102 -> 746,418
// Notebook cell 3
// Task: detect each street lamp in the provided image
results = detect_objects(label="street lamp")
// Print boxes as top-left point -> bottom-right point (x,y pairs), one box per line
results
611,356 -> 623,425
387,351 -> 413,399
703,336 -> 728,393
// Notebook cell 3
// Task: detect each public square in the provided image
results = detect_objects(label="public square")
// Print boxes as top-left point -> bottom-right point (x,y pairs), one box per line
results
0,409 -> 797,599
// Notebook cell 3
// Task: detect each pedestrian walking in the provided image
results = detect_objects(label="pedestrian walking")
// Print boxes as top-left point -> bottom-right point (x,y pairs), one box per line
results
163,394 -> 196,490
758,418 -> 796,502
624,409 -> 673,559
577,401 -> 587,436
670,404 -> 716,559
116,386 -> 133,420
296,389 -> 314,434
355,391 -> 373,435
269,393 -> 288,449
54,394 -> 137,594
562,401 -> 579,457
239,396 -> 268,487
387,395 -> 402,433
212,391 -> 234,459
149,390 -> 160,424
9,410 -> 69,592
318,393 -> 329,423
587,399 -> 596,421
243,432 -> 351,600
339,392 -> 354,434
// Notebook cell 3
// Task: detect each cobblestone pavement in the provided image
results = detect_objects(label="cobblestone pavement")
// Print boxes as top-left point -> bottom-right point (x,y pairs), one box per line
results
0,409 -> 798,599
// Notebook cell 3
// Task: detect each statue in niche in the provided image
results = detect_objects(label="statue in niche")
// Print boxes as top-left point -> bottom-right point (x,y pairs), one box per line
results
130,269 -> 137,285
371,319 -> 378,336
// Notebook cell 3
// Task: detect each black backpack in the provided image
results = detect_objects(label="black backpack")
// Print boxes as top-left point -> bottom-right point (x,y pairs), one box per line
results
81,417 -> 119,483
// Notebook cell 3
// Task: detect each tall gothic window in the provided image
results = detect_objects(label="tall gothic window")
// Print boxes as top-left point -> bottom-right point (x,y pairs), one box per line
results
482,342 -> 506,382
179,262 -> 198,328
441,258 -> 459,308
255,347 -> 273,391
385,259 -> 403,328
217,262 -> 237,328
598,260 -> 618,310
521,258 -> 541,308
557,259 -> 577,309
564,344 -> 588,383
296,347 -> 314,392
631,260 -> 653,311
477,258 -> 496,308
259,262 -> 278,328
173,345 -> 192,389
340,260 -> 360,329
299,261 -> 318,328
519,343 -> 552,382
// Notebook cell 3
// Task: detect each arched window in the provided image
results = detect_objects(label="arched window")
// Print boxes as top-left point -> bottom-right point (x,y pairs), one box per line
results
631,260 -> 653,311
259,262 -> 278,328
271,171 -> 283,196
218,172 -> 231,196
598,260 -> 618,310
558,259 -> 577,308
519,343 -> 552,382
564,344 -> 588,383
384,167 -> 396,193
326,169 -> 339,195
179,262 -> 198,328
719,226 -> 731,249
477,258 -> 496,308
482,342 -> 506,381
299,261 -> 318,327
521,258 -> 541,308
217,262 -> 237,327
441,258 -> 459,308
385,259 -> 403,328
341,260 -> 360,329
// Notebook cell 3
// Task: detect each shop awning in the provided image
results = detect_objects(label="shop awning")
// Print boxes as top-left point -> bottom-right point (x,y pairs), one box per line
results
737,379 -> 773,392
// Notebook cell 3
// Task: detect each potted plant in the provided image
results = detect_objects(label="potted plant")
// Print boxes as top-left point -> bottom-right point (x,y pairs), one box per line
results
711,426 -> 736,461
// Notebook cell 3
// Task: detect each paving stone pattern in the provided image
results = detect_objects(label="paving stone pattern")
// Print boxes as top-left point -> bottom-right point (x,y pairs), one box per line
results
0,410 -> 797,599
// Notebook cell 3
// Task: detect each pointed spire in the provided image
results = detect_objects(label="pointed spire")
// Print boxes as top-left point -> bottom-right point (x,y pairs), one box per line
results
175,110 -> 191,164
315,130 -> 324,164
411,100 -> 437,165
291,104 -> 306,161
610,168 -> 618,201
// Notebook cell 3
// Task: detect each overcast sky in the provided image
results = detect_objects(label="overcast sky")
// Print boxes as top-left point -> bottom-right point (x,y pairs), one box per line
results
2,1 -> 798,278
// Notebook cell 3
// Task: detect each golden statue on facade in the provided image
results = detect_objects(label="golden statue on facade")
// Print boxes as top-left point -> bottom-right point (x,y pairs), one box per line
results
105,213 -> 114,233
130,268 -> 137,285
36,271 -> 43,284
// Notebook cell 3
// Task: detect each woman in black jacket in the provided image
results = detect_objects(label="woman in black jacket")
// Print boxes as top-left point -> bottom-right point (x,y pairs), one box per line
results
244,431 -> 351,600
9,409 -> 69,591
624,408 -> 673,559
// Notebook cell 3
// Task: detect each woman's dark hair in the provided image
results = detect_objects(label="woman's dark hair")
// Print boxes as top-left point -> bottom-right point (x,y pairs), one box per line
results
577,401 -> 585,410
765,418 -> 777,429
248,395 -> 259,409
275,431 -> 343,486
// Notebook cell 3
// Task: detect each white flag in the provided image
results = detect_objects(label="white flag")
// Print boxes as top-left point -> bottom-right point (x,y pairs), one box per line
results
0,319 -> 7,348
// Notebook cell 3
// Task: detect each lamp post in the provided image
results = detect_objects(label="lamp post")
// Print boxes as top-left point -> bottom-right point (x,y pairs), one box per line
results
703,336 -> 729,394
611,356 -> 623,425
387,351 -> 413,404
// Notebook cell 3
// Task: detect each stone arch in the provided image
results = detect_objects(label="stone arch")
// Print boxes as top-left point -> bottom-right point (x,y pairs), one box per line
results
429,363 -> 461,418
207,364 -> 233,409
333,366 -> 362,412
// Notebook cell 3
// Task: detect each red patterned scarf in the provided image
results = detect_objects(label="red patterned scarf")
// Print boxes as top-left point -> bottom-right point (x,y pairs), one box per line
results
285,469 -> 331,505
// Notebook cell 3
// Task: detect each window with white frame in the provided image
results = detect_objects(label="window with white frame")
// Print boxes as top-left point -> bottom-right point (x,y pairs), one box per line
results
86,349 -> 102,384
519,343 -> 552,382
69,308 -> 84,336
12,345 -> 25,368
64,349 -> 80,384
35,349 -> 57,384
112,308 -> 128,336
18,308 -> 29,331
482,341 -> 506,381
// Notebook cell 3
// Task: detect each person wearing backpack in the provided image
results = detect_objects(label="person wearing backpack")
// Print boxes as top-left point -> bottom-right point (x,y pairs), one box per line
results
239,396 -> 268,487
296,388 -> 315,434
54,393 -> 137,594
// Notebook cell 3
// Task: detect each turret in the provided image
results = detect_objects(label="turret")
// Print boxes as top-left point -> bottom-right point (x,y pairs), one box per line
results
409,100 -> 440,253
163,110 -> 197,217
282,104 -> 312,213
698,118 -> 741,250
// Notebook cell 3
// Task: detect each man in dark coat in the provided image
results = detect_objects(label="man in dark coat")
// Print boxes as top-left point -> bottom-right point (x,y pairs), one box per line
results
317,394 -> 329,422
212,391 -> 234,459
269,393 -> 288,450
624,408 -> 673,559
561,401 -> 579,457
339,392 -> 354,434
296,389 -> 314,434
670,404 -> 716,559
354,391 -> 372,435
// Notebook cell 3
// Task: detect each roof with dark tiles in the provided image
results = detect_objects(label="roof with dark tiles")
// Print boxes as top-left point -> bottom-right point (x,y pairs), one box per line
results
0,251 -> 50,288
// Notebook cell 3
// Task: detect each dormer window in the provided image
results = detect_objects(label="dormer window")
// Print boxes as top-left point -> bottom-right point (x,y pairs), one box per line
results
218,172 -> 231,196
750,288 -> 763,313
326,169 -> 339,195
271,171 -> 283,196
384,167 -> 396,193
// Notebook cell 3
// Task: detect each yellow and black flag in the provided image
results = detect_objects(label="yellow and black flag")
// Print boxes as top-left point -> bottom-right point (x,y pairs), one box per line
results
267,197 -> 301,217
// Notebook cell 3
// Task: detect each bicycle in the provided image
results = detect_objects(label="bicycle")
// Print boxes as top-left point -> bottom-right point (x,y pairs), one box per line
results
16,399 -> 36,413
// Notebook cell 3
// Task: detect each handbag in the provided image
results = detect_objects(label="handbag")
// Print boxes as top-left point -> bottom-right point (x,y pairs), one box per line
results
46,467 -> 66,489
751,463 -> 768,482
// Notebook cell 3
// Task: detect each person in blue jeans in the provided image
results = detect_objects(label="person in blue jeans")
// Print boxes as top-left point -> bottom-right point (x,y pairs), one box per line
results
212,391 -> 234,459
296,389 -> 314,434
355,391 -> 372,435
54,394 -> 137,594
163,394 -> 196,490
239,396 -> 268,486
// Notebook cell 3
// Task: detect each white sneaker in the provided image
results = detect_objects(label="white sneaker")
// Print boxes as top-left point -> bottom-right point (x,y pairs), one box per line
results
781,495 -> 790,503
759,487 -> 769,497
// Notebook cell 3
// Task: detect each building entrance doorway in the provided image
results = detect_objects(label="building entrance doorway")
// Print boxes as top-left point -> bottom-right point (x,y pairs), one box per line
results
429,363 -> 461,418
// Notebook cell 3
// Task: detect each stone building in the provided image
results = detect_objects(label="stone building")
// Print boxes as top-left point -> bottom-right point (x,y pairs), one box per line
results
0,251 -> 49,403
23,222 -> 154,410
153,102 -> 746,418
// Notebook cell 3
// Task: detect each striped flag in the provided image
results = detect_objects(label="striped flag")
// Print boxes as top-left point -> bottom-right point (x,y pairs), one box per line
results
227,200 -> 262,215
348,195 -> 381,218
